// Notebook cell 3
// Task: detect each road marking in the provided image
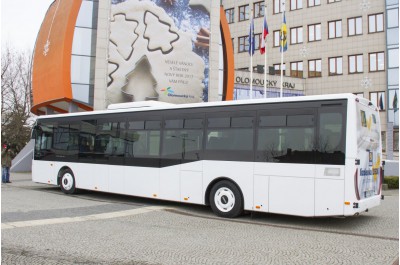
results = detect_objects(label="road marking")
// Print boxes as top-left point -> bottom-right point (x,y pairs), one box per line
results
2,206 -> 165,230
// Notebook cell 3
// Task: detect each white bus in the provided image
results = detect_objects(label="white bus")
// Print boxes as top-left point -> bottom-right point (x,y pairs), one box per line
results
32,94 -> 384,218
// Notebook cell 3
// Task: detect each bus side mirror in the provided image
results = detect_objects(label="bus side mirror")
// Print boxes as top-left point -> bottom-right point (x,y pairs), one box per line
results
31,125 -> 41,139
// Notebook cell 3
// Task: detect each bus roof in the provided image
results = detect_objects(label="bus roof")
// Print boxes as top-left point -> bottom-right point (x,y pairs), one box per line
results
36,93 -> 362,120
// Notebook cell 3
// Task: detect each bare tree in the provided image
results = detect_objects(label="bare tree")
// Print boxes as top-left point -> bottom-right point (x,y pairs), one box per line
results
1,46 -> 33,153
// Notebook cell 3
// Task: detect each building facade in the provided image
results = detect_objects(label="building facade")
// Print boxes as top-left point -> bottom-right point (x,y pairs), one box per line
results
31,0 -> 398,156
222,0 -> 398,156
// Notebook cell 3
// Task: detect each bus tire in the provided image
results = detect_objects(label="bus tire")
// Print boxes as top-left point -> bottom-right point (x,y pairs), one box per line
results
60,169 -> 77,194
210,180 -> 243,218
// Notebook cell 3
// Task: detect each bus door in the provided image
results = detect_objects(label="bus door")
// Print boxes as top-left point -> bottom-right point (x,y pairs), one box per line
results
255,108 -> 316,216
160,115 -> 204,203
32,122 -> 57,184
355,102 -> 382,200
314,103 -> 346,216
124,118 -> 162,198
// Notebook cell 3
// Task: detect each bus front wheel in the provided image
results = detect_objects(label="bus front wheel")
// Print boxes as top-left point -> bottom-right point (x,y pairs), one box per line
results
210,180 -> 243,218
60,169 -> 77,194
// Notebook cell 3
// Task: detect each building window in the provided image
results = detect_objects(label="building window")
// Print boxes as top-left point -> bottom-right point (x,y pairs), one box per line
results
308,0 -> 320,7
225,8 -> 235,24
274,0 -> 283,14
308,24 -> 321,42
368,13 -> 384,33
349,54 -> 363,74
273,30 -> 281,47
328,20 -> 342,39
370,91 -> 386,111
394,131 -> 399,152
239,5 -> 250,22
274,63 -> 286,75
290,0 -> 302,11
290,27 -> 303,44
238,36 -> 249,53
254,33 -> 261,50
308,59 -> 322,77
329,57 -> 343,76
387,8 -> 399,28
369,52 -> 385,72
254,2 -> 265,18
291,61 -> 303,78
328,0 -> 341,3
348,17 -> 362,36
388,49 -> 399,68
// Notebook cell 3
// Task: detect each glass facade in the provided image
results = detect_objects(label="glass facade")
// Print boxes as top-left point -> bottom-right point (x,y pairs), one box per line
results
71,0 -> 99,106
386,0 -> 399,128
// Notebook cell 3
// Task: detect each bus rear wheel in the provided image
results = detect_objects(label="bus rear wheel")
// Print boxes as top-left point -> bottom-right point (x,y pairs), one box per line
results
210,180 -> 243,218
60,169 -> 77,194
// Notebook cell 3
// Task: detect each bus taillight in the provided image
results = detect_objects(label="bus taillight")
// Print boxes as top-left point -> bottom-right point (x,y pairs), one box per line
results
354,169 -> 361,201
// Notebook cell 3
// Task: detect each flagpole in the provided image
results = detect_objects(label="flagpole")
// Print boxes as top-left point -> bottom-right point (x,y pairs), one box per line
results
280,3 -> 285,98
280,38 -> 283,98
250,45 -> 253,100
264,1 -> 267,99
250,11 -> 254,100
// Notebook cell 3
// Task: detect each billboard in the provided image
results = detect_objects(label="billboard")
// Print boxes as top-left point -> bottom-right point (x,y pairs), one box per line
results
108,0 -> 211,105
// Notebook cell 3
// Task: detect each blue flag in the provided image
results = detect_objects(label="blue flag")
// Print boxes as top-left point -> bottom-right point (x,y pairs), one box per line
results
248,19 -> 255,56
280,12 -> 287,52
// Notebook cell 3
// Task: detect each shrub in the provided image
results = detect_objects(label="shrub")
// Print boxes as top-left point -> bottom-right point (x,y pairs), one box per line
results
384,176 -> 399,189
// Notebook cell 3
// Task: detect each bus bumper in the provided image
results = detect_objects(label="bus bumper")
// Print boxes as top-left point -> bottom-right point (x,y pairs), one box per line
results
352,195 -> 382,214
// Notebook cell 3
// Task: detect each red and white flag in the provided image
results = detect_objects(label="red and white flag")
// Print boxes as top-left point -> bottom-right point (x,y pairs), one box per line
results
260,15 -> 269,54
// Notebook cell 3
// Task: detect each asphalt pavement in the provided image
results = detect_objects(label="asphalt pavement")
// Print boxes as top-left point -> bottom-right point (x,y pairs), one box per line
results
1,172 -> 399,265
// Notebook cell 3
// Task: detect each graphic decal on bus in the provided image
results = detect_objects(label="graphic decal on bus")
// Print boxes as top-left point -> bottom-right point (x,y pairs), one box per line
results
357,106 -> 382,199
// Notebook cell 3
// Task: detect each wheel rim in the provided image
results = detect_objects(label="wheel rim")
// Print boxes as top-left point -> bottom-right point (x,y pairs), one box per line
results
214,187 -> 235,213
62,173 -> 74,191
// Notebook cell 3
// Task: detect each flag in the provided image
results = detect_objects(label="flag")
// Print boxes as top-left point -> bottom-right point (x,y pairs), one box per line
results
260,15 -> 269,54
280,12 -> 287,53
379,94 -> 384,110
248,19 -> 255,56
393,91 -> 398,112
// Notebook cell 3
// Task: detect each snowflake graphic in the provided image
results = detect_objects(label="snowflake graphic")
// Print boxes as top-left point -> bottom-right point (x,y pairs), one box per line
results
361,76 -> 372,89
43,40 -> 50,56
360,0 -> 370,12
299,45 -> 309,58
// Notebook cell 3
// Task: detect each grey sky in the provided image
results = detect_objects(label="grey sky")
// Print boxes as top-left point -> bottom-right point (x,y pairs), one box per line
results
1,0 -> 54,51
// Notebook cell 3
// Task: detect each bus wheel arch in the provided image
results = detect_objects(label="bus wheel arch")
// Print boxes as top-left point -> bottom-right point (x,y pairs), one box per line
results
206,178 -> 244,218
58,167 -> 77,194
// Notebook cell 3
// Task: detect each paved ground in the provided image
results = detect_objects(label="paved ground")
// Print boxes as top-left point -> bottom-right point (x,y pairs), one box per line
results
2,173 -> 399,265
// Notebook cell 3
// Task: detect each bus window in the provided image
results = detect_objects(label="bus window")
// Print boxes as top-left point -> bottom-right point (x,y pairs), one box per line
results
124,120 -> 161,160
257,114 -> 315,164
95,120 -> 125,164
317,111 -> 345,165
34,123 -> 55,160
79,120 -> 96,161
53,123 -> 79,159
205,115 -> 254,161
162,129 -> 203,161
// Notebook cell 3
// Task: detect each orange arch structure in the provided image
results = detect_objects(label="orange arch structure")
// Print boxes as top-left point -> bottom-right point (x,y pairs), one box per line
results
31,0 -> 92,115
220,6 -> 235,101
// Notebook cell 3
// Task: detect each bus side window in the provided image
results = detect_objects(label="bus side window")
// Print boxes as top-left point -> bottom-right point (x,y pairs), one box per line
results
79,120 -> 96,161
317,111 -> 345,165
34,123 -> 55,160
124,120 -> 161,158
155,117 -> 200,161
205,115 -> 254,161
256,114 -> 315,164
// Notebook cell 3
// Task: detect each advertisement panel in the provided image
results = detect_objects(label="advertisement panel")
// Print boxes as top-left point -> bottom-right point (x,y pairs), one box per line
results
108,0 -> 211,104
